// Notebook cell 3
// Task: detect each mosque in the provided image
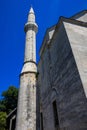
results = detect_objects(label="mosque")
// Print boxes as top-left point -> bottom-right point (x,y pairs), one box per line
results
7,7 -> 87,130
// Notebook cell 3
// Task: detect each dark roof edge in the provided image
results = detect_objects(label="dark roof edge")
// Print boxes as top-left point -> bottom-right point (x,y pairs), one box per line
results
70,10 -> 87,19
60,16 -> 87,27
39,25 -> 56,56
38,19 -> 63,62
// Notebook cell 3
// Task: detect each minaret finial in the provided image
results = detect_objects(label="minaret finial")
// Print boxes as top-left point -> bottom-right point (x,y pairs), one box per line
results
29,6 -> 34,14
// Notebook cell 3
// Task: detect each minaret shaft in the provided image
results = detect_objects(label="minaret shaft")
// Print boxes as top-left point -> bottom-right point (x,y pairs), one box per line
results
15,7 -> 38,130
16,73 -> 36,130
24,29 -> 36,62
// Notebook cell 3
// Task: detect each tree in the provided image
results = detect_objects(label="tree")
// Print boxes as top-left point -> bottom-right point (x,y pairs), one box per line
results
0,86 -> 18,114
0,112 -> 7,130
0,100 -> 6,112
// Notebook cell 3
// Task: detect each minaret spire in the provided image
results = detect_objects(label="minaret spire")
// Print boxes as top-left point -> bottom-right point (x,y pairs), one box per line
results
15,7 -> 38,130
21,6 -> 38,74
24,6 -> 38,64
29,6 -> 34,13
28,7 -> 35,22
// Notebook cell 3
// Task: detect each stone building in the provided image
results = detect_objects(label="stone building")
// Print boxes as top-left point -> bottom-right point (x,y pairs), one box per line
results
14,7 -> 87,130
37,10 -> 87,130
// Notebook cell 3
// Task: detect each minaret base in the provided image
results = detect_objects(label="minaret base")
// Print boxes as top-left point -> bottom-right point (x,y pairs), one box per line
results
15,72 -> 36,130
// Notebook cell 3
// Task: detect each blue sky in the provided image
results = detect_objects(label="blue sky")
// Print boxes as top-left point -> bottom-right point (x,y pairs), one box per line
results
0,0 -> 87,97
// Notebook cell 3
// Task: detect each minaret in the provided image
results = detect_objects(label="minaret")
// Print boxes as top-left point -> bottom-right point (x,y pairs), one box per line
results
15,7 -> 38,130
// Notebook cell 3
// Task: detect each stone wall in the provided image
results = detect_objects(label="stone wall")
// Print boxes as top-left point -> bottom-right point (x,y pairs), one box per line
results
38,21 -> 87,130
64,22 -> 87,97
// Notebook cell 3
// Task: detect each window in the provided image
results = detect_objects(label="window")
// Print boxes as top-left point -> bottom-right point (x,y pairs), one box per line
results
40,112 -> 44,130
53,100 -> 59,128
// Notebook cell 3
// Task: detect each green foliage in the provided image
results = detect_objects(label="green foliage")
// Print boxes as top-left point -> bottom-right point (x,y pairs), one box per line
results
0,100 -> 6,112
0,112 -> 7,130
0,86 -> 18,114
0,86 -> 18,129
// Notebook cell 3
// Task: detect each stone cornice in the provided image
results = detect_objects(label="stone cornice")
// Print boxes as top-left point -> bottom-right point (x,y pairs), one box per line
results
24,60 -> 37,65
20,71 -> 37,77
61,17 -> 87,27
24,22 -> 38,33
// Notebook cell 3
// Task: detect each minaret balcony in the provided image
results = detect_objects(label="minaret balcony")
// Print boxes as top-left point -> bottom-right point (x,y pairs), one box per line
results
21,61 -> 37,75
24,22 -> 38,33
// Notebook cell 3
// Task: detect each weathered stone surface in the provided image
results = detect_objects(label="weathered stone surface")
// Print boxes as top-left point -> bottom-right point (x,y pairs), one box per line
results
64,22 -> 87,97
38,11 -> 87,130
15,7 -> 38,130
16,73 -> 36,130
